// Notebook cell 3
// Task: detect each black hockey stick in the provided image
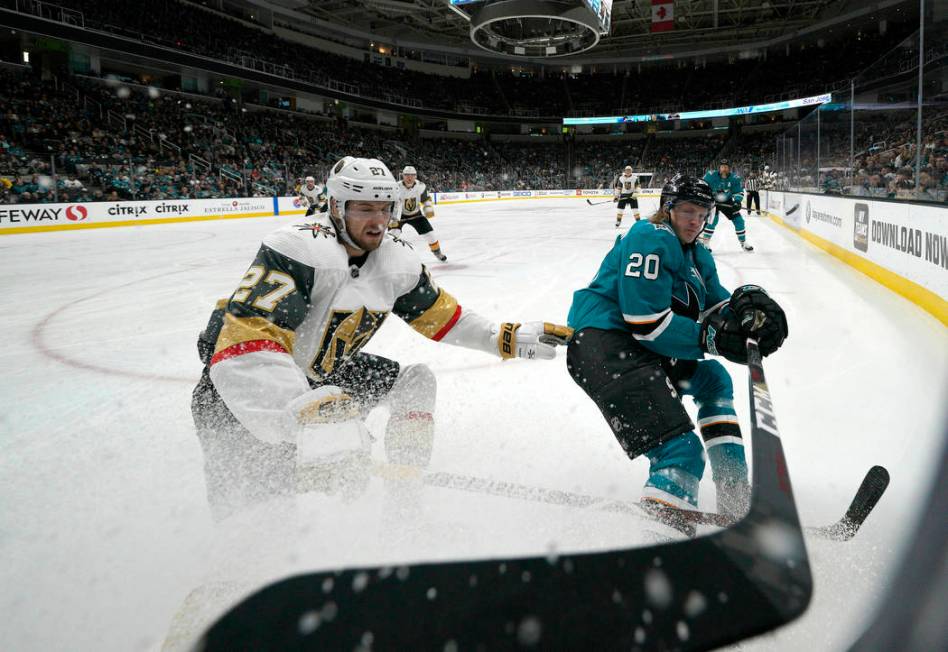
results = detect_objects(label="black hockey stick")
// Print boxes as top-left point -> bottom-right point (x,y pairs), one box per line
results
639,465 -> 889,541
200,339 -> 812,651
394,464 -> 886,542
586,197 -> 615,206
805,465 -> 889,540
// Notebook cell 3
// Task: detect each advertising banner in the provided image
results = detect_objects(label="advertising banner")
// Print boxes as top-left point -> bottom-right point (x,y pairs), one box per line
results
766,192 -> 947,308
0,196 -> 279,233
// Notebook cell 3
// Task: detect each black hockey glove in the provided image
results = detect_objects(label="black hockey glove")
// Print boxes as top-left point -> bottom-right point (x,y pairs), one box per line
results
729,285 -> 788,356
700,308 -> 748,364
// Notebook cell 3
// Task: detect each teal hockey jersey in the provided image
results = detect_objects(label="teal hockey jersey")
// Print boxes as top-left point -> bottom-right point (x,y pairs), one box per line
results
703,170 -> 744,205
567,220 -> 731,360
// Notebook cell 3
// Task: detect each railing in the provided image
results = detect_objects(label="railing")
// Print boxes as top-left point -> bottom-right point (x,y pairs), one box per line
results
11,0 -> 84,27
190,153 -> 211,172
107,110 -> 126,131
219,166 -> 243,185
134,124 -> 154,144
82,95 -> 103,120
159,136 -> 181,156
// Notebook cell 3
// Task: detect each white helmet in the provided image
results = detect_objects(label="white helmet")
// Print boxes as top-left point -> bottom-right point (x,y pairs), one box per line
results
624,165 -> 633,173
402,165 -> 417,176
330,156 -> 355,179
304,175 -> 315,183
325,157 -> 399,249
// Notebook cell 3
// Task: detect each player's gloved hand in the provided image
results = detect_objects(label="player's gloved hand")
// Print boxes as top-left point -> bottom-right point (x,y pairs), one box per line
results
731,198 -> 742,210
700,308 -> 748,364
287,386 -> 372,495
728,285 -> 788,356
613,195 -> 619,203
494,322 -> 573,360
287,386 -> 360,425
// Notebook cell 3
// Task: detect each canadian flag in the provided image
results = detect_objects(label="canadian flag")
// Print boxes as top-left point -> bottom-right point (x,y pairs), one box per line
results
651,0 -> 674,32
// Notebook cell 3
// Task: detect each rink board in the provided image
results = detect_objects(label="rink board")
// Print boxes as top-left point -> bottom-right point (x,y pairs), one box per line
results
0,190 -> 628,235
3,188 -> 941,323
763,191 -> 948,325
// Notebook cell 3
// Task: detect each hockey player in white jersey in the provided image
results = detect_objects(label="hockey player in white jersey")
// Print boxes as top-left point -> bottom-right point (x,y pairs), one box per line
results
298,175 -> 327,216
192,157 -> 571,519
613,165 -> 641,228
390,165 -> 447,261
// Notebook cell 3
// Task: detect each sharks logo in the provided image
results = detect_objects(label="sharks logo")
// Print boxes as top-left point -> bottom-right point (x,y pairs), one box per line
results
671,283 -> 701,321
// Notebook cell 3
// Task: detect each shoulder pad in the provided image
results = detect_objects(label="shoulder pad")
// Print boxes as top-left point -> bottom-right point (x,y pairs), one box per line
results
627,221 -> 682,258
265,219 -> 346,268
375,233 -> 423,277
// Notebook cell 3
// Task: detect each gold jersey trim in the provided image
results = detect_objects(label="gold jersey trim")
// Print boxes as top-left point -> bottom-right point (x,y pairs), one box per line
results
214,313 -> 296,356
409,289 -> 460,340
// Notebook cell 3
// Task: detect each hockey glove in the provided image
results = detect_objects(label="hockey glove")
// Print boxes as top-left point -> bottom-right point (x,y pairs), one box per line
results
495,321 -> 573,360
729,285 -> 788,356
287,386 -> 360,425
700,308 -> 748,364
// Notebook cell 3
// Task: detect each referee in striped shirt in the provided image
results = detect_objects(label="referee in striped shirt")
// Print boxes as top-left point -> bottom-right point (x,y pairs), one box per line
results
745,171 -> 762,215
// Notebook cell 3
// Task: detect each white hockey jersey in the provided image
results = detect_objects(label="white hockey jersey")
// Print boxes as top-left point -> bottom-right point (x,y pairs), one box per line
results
299,183 -> 325,209
203,215 -> 496,443
398,180 -> 433,218
614,173 -> 640,197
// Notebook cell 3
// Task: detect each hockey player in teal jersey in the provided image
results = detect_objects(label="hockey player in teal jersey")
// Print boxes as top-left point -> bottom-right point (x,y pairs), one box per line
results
701,159 -> 753,251
566,174 -> 788,522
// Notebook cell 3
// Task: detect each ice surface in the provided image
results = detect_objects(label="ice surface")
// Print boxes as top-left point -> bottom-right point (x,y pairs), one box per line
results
0,199 -> 945,651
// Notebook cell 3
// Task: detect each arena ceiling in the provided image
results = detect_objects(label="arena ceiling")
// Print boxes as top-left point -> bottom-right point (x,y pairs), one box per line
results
288,0 -> 906,61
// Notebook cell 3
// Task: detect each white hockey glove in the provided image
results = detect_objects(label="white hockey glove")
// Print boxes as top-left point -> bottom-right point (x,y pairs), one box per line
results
287,387 -> 373,495
287,385 -> 359,425
493,321 -> 573,360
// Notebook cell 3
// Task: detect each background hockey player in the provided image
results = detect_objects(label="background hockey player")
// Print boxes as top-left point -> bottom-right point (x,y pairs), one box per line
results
298,175 -> 327,216
613,165 -> 641,228
565,174 -> 788,529
192,157 -> 570,519
700,160 -> 753,251
390,165 -> 446,261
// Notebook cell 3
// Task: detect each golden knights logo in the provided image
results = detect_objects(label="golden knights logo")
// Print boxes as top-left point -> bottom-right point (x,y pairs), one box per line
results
403,197 -> 418,214
296,222 -> 336,239
312,307 -> 388,376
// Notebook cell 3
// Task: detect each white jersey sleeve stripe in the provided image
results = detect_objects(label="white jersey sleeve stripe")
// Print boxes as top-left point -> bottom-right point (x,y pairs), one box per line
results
623,308 -> 672,325
631,311 -> 674,342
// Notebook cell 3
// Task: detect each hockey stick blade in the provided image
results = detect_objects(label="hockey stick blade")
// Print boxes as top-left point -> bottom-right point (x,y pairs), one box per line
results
638,465 -> 890,541
805,465 -> 890,541
586,198 -> 614,206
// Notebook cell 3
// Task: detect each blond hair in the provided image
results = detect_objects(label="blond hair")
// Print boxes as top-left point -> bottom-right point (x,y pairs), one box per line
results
648,205 -> 671,225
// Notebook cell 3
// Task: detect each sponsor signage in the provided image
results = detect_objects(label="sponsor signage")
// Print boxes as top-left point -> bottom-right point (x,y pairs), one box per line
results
783,193 -> 801,229
66,205 -> 87,221
853,203 -> 869,252
1,196 -> 279,232
805,200 -> 842,228
785,193 -> 947,298
0,205 -> 67,223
